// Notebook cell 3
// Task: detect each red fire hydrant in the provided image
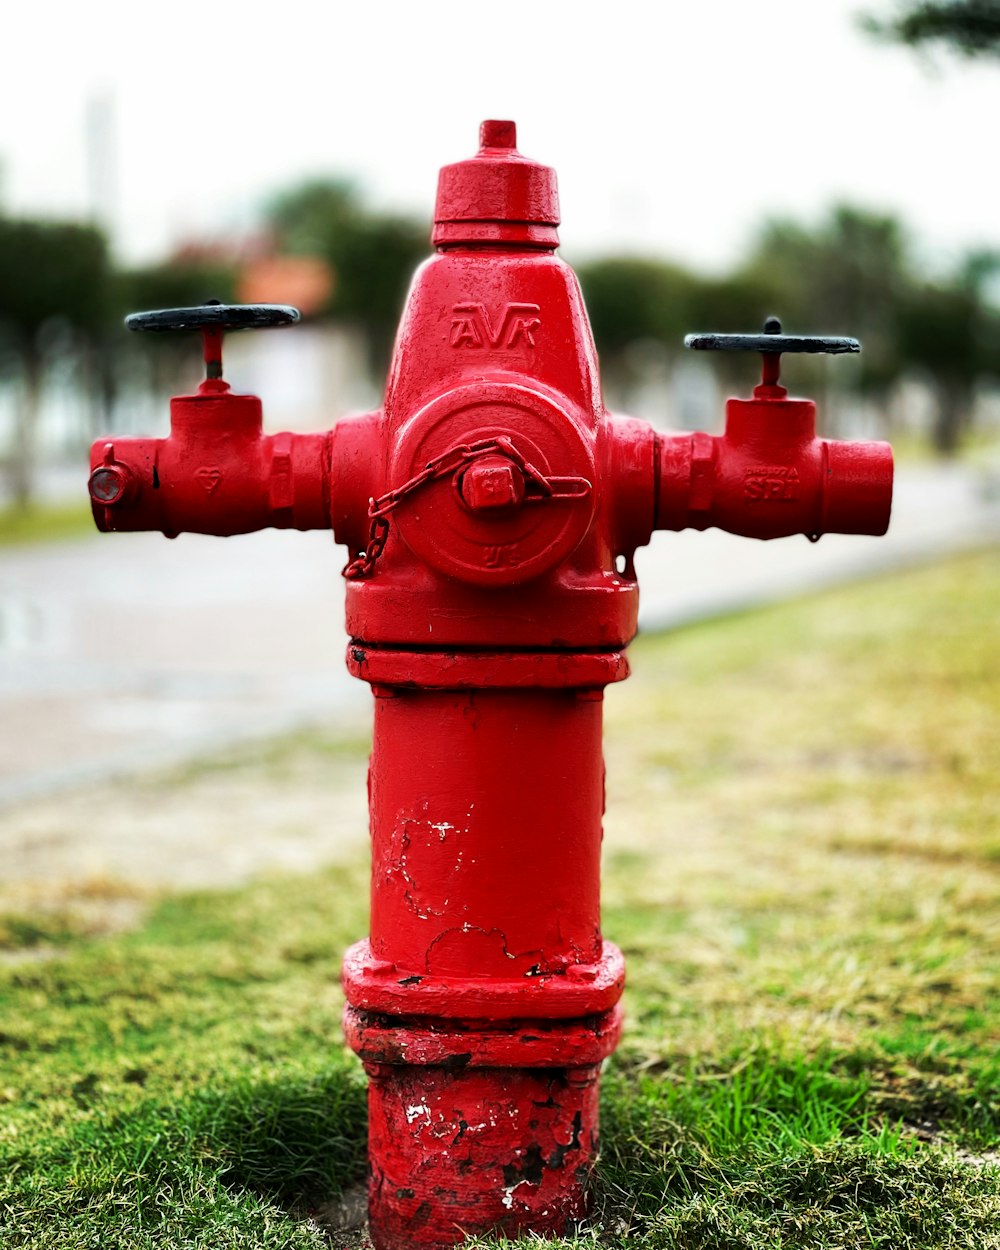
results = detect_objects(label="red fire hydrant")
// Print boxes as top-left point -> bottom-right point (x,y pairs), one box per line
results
89,121 -> 893,1247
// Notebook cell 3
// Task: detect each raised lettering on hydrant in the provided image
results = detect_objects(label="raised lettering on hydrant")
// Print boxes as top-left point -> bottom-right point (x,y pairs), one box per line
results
88,121 -> 893,1248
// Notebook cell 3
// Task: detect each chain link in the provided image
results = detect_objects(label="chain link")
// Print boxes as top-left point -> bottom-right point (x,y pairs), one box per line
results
342,436 -> 588,580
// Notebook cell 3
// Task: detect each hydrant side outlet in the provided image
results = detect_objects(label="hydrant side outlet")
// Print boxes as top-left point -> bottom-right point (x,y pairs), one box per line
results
89,123 -> 894,1249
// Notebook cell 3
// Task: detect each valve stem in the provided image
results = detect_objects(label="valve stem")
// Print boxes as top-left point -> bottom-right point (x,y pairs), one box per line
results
202,299 -> 224,381
761,316 -> 783,387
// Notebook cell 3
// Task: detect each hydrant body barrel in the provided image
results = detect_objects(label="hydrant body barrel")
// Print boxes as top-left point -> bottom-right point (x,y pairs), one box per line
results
87,121 -> 894,1250
367,686 -> 604,973
339,127 -> 632,1242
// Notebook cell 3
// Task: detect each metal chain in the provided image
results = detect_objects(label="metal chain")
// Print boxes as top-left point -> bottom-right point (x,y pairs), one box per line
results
342,435 -> 585,580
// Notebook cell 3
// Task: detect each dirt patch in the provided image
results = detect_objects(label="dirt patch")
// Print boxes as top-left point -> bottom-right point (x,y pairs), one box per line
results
0,735 -> 370,930
309,1184 -> 373,1249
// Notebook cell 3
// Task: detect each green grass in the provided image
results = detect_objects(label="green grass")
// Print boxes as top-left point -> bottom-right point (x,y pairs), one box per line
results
2,550 -> 999,1247
0,871 -> 370,1248
0,499 -> 96,546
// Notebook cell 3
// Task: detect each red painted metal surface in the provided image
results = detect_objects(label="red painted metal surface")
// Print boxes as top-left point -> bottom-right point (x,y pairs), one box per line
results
89,370 -> 331,539
361,1063 -> 603,1246
365,686 -> 605,978
89,119 -> 894,1247
656,380 -> 893,539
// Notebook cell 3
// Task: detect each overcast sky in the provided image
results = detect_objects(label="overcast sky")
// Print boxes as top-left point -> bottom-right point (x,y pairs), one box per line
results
2,1 -> 995,275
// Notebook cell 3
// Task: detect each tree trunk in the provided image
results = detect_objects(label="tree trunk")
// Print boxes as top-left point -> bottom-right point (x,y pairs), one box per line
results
932,381 -> 971,457
7,348 -> 43,509
83,337 -> 118,442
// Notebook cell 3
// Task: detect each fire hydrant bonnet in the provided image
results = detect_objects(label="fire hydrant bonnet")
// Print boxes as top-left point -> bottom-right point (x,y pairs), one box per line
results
433,119 -> 560,247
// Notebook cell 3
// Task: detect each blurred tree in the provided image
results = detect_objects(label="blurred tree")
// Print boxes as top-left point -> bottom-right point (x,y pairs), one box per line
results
0,218 -> 110,506
687,273 -> 785,335
578,252 -> 789,408
685,272 -> 789,391
576,257 -> 702,404
897,251 -> 1000,452
266,179 -> 358,259
577,257 -> 694,355
115,258 -> 236,399
738,206 -> 910,402
266,180 -> 427,373
860,2 -> 1000,450
119,258 -> 236,313
862,1 -> 1000,57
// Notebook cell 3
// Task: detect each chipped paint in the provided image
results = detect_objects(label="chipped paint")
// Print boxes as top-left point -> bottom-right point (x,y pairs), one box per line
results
362,1066 -> 602,1247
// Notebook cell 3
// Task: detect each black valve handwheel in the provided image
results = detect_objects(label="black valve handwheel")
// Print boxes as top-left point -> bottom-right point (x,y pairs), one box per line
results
125,303 -> 300,333
124,302 -> 301,383
685,317 -> 859,355
686,332 -> 859,354
684,317 -> 860,396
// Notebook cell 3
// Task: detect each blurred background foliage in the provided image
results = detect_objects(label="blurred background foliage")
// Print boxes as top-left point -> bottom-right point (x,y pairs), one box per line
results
2,189 -> 999,509
2,0 -> 1000,508
265,179 -> 427,374
862,0 -> 1000,57
0,192 -> 995,505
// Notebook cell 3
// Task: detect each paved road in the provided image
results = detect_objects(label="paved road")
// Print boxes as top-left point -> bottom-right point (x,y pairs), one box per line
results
2,461 -> 998,806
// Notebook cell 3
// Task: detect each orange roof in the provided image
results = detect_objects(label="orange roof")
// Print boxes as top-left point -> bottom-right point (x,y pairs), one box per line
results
237,255 -> 333,316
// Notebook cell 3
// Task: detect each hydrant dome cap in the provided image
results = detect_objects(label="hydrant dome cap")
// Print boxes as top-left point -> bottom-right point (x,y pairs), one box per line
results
433,119 -> 560,245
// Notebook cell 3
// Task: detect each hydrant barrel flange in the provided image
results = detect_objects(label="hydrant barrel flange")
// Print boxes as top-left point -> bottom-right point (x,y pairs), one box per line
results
342,939 -> 626,1019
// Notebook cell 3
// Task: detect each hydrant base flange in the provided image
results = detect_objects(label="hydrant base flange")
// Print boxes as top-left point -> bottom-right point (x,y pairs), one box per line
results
360,1053 -> 612,1248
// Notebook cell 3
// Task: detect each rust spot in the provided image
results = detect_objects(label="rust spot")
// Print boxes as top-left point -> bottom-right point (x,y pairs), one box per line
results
502,1143 -> 545,1188
397,975 -> 422,986
396,1187 -> 415,1199
547,1110 -> 583,1170
351,646 -> 366,663
441,1051 -> 472,1069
